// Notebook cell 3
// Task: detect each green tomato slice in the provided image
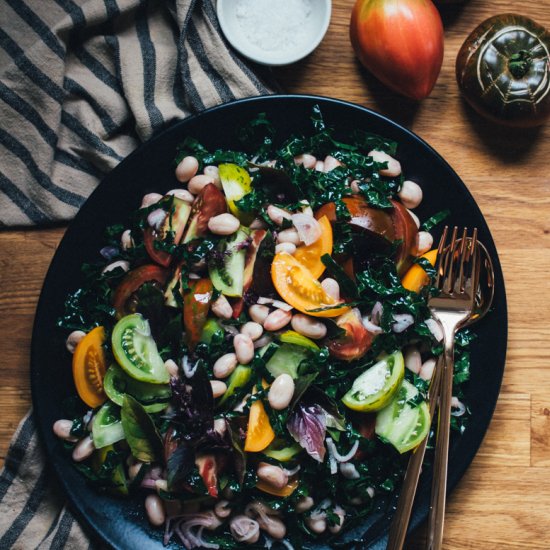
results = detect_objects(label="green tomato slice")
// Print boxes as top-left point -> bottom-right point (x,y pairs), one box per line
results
103,364 -> 171,413
342,350 -> 405,412
279,330 -> 319,350
375,379 -> 430,454
92,401 -> 125,449
265,343 -> 310,380
111,314 -> 169,384
263,439 -> 302,462
217,365 -> 252,407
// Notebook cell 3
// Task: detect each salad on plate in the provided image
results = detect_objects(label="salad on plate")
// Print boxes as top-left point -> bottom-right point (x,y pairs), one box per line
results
54,108 -> 473,549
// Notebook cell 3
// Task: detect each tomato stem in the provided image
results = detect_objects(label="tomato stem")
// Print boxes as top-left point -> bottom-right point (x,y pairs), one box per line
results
508,50 -> 532,79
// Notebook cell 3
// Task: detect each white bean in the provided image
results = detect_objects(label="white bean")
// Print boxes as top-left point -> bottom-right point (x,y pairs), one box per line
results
155,479 -> 168,492
294,154 -> 317,169
234,334 -> 254,364
321,278 -> 340,301
208,213 -> 240,235
263,309 -> 292,332
305,516 -> 327,534
350,180 -> 361,194
315,160 -> 325,172
53,419 -> 77,442
214,417 -> 227,435
291,314 -> 327,340
188,174 -> 215,195
213,353 -> 238,379
295,496 -> 315,513
323,155 -> 342,172
210,380 -> 227,398
145,494 -> 166,526
120,229 -> 134,250
249,304 -> 270,325
240,322 -> 263,341
256,462 -> 288,489
268,374 -> 295,410
276,228 -> 300,245
328,506 -> 346,534
404,347 -> 422,374
261,516 -> 286,539
267,205 -> 291,226
166,188 -> 194,202
164,358 -> 179,378
141,192 -> 163,208
211,294 -> 233,319
175,156 -> 199,183
72,436 -> 95,462
416,231 -> 434,255
275,242 -> 296,255
102,260 -> 130,275
419,358 -> 436,381
203,165 -> 221,187
407,209 -> 420,228
368,150 -> 402,177
66,330 -> 86,353
398,180 -> 423,209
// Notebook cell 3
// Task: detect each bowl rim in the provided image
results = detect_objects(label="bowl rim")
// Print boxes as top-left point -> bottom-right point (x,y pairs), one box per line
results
216,0 -> 332,66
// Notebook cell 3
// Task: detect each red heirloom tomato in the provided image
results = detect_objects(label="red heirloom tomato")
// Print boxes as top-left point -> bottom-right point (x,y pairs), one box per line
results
350,0 -> 444,100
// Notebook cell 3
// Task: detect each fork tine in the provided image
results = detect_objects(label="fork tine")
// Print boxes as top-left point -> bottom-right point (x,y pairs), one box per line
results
434,226 -> 449,289
456,228 -> 469,292
442,227 -> 458,293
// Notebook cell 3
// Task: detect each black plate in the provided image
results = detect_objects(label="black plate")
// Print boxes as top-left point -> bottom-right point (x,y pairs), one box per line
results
31,95 -> 507,549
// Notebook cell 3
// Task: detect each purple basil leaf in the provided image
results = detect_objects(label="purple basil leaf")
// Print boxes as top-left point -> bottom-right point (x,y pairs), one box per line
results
286,403 -> 327,462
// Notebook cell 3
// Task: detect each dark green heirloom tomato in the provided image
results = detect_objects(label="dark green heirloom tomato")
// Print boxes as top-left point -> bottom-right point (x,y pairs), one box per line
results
456,14 -> 550,127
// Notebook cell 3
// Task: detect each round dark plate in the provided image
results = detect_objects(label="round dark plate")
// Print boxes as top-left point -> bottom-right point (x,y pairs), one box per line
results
31,95 -> 507,550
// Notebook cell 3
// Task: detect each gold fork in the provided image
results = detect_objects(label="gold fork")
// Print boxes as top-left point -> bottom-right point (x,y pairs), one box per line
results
425,226 -> 480,550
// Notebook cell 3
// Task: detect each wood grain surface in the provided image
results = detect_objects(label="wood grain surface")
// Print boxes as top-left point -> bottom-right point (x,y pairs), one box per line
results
1,1 -> 549,548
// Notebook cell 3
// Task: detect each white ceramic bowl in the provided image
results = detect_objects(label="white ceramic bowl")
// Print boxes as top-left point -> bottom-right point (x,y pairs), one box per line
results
217,0 -> 332,66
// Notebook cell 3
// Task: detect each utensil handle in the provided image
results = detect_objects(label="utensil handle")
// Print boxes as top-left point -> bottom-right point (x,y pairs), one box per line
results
426,326 -> 456,550
386,357 -> 444,550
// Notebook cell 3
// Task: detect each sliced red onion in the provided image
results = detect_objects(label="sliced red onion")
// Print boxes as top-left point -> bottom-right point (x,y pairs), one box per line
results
181,356 -> 198,379
229,515 -> 260,544
279,539 -> 295,550
272,299 -> 293,312
451,397 -> 466,417
147,208 -> 166,229
253,334 -> 272,349
361,316 -> 384,334
221,323 -> 239,336
282,464 -> 301,477
257,296 -> 274,305
291,213 -> 322,245
326,437 -> 360,463
425,318 -> 444,342
392,313 -> 414,333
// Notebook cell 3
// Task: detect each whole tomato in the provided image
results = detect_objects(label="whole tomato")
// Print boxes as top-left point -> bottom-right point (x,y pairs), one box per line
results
350,0 -> 444,100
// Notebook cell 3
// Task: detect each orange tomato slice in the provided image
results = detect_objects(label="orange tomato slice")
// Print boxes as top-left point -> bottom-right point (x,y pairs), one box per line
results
271,253 -> 350,318
244,399 -> 275,452
293,216 -> 333,279
72,326 -> 108,408
256,477 -> 299,497
401,249 -> 438,293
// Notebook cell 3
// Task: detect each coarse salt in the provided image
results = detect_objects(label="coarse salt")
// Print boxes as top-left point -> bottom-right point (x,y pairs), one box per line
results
235,0 -> 313,53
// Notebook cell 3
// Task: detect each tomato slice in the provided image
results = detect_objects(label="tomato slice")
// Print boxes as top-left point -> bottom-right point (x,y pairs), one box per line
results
294,215 -> 333,278
401,249 -> 437,292
113,265 -> 169,318
72,326 -> 108,408
183,278 -> 214,350
144,197 -> 192,266
271,253 -> 349,318
327,309 -> 374,361
390,199 -> 418,275
244,399 -> 275,452
256,477 -> 299,497
182,183 -> 227,244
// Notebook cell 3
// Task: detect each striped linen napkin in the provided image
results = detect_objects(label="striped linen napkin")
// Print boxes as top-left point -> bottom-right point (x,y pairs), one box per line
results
0,0 -> 272,226
0,0 -> 273,547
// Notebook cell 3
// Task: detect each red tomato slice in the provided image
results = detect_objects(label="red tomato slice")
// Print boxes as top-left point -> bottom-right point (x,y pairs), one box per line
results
183,278 -> 214,350
113,265 -> 170,318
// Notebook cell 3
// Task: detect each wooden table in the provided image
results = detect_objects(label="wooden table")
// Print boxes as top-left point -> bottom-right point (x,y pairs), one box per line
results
1,1 -> 549,548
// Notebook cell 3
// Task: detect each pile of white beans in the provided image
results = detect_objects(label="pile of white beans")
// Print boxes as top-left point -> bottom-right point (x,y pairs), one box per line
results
55,145 -> 436,546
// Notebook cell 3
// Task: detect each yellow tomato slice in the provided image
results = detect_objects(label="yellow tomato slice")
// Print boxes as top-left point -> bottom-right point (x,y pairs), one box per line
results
72,326 -> 108,408
244,399 -> 275,452
256,477 -> 299,497
401,249 -> 437,293
271,253 -> 350,318
293,215 -> 333,279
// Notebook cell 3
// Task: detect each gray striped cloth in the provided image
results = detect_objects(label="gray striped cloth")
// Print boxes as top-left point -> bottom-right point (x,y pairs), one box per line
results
0,0 -> 273,546
0,0 -> 273,226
